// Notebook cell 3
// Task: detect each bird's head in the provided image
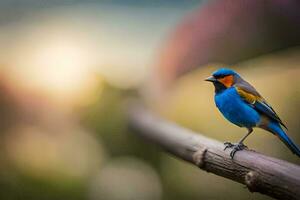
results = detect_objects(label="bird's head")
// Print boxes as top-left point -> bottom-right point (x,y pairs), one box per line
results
205,68 -> 239,93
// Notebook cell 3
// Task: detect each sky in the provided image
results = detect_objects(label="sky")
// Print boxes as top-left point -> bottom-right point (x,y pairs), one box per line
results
0,0 -> 204,98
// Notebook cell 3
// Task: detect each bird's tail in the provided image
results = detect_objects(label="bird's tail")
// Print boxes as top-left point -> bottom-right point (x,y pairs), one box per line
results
268,122 -> 300,157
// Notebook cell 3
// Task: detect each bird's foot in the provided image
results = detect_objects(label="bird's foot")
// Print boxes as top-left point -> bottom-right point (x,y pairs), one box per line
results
223,142 -> 248,158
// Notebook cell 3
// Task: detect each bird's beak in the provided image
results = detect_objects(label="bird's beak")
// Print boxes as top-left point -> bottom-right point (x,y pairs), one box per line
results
204,76 -> 217,82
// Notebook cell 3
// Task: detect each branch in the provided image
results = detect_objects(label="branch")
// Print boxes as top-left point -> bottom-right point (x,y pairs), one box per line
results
128,104 -> 300,200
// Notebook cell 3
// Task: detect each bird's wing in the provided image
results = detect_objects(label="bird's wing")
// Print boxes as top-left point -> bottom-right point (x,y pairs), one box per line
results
234,81 -> 287,129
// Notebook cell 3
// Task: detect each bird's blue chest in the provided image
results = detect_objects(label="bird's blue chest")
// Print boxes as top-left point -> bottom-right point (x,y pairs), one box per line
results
214,87 -> 260,128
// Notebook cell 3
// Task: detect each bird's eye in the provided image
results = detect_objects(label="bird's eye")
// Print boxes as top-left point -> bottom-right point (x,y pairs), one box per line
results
215,75 -> 226,79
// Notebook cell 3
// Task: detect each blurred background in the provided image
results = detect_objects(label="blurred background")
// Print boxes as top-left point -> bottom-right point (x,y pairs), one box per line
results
0,0 -> 299,200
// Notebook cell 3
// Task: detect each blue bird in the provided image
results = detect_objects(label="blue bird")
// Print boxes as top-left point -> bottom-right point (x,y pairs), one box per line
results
205,68 -> 300,158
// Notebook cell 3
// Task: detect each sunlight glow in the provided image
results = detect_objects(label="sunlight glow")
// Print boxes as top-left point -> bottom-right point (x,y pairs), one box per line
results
5,5 -> 165,96
30,40 -> 90,92
9,32 -> 99,104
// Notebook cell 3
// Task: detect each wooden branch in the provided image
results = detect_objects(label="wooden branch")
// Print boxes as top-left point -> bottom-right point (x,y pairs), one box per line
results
128,104 -> 300,200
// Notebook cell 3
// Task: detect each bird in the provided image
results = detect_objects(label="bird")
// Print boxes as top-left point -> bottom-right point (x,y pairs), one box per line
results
205,68 -> 300,158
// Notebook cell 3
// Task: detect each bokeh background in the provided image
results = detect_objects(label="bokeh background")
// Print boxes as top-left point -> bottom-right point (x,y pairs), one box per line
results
0,1 -> 299,200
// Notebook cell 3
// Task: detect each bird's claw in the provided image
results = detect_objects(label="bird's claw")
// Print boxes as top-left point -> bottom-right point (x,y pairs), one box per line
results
223,141 -> 234,150
223,142 -> 247,158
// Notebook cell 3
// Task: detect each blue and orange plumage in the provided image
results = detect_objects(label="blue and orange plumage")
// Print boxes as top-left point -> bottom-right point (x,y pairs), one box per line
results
205,68 -> 300,158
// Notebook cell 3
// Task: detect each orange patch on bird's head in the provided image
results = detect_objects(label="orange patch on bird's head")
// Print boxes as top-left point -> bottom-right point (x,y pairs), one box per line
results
217,75 -> 234,88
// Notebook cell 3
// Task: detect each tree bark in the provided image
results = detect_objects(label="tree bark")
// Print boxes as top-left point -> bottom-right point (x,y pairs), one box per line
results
128,104 -> 300,200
